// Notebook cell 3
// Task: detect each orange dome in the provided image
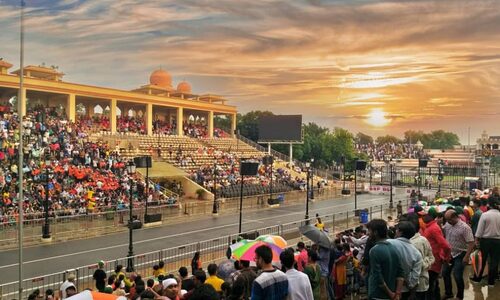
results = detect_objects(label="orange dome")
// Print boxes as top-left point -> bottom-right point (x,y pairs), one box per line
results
149,69 -> 172,88
177,81 -> 192,94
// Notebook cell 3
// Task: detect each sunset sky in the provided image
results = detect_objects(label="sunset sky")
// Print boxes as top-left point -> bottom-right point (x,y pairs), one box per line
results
1,0 -> 499,143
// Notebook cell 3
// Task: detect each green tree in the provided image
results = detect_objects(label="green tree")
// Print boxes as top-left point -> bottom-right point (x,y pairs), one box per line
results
375,135 -> 402,145
214,115 -> 231,133
355,132 -> 374,145
403,130 -> 460,149
236,110 -> 274,141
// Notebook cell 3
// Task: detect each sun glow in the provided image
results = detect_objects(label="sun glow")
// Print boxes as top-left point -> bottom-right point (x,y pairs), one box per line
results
365,108 -> 391,127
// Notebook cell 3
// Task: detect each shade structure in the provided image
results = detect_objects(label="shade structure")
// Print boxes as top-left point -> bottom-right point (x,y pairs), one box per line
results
231,240 -> 285,262
299,224 -> 331,248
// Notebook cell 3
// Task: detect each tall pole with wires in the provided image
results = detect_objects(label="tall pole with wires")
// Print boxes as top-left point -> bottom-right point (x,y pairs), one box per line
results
18,1 -> 26,298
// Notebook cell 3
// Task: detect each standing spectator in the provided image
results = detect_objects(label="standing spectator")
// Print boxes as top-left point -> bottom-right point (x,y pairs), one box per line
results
442,210 -> 474,300
59,273 -> 77,299
183,270 -> 206,300
93,260 -> 107,292
397,201 -> 403,219
191,251 -> 202,275
280,249 -> 313,300
404,214 -> 435,299
366,219 -> 404,300
423,211 -> 451,300
470,199 -> 483,236
233,260 -> 257,299
179,266 -> 195,292
317,246 -> 330,300
303,250 -> 321,300
387,221 -> 423,299
473,196 -> 500,286
205,263 -> 224,293
348,226 -> 368,260
296,242 -> 308,272
315,214 -> 325,231
251,245 -> 288,300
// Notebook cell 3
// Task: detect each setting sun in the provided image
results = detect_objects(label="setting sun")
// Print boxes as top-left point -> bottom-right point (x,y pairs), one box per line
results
365,108 -> 391,127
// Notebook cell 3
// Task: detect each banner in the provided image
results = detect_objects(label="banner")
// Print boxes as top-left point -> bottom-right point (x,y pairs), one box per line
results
368,185 -> 395,195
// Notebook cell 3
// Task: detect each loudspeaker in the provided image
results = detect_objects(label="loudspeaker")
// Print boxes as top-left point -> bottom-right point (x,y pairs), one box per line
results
134,156 -> 152,168
240,161 -> 259,176
341,189 -> 351,195
355,160 -> 367,171
262,156 -> 274,165
418,159 -> 428,168
144,213 -> 162,223
240,231 -> 259,240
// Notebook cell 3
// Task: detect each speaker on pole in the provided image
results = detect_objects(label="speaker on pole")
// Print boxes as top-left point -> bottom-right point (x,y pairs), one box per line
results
418,159 -> 428,168
355,160 -> 367,171
134,156 -> 152,168
240,161 -> 259,176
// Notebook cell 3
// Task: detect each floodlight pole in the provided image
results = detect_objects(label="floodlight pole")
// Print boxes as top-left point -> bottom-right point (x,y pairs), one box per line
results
212,163 -> 218,214
18,1 -> 26,299
238,176 -> 244,235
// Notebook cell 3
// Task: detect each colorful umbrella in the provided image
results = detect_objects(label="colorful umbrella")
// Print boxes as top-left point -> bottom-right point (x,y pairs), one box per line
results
231,240 -> 285,262
67,291 -> 126,300
255,235 -> 287,249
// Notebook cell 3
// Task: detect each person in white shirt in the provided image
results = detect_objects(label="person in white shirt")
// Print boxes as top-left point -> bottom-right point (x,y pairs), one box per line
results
474,196 -> 500,286
280,249 -> 313,300
59,273 -> 77,299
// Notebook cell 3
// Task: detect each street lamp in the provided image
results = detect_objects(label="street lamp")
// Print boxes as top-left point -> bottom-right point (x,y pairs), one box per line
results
126,160 -> 136,272
42,159 -> 52,240
305,162 -> 311,223
310,158 -> 314,200
389,159 -> 394,209
438,159 -> 444,195
212,163 -> 218,214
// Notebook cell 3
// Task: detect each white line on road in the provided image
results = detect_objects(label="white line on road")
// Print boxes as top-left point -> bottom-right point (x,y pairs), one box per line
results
0,195 -> 398,269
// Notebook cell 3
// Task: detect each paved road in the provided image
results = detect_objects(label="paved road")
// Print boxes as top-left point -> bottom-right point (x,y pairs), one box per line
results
0,190 -> 407,283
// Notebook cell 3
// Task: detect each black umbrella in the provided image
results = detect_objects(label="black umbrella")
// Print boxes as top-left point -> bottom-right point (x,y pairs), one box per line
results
299,224 -> 331,248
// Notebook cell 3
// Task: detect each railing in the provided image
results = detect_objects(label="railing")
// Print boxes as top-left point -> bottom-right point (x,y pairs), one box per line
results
0,187 -> 339,249
0,200 -> 407,300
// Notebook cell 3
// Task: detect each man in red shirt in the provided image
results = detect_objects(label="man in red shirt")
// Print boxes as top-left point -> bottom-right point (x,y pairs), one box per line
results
296,242 -> 308,272
423,210 -> 451,300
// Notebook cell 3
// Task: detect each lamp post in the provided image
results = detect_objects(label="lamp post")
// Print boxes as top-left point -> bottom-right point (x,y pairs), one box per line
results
389,160 -> 394,209
212,163 -> 218,214
310,158 -> 314,200
305,162 -> 311,223
126,160 -> 136,272
341,155 -> 347,194
438,159 -> 444,195
42,159 -> 52,240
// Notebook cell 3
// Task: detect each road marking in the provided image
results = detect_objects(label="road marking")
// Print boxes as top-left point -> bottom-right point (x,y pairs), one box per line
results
0,194 -> 403,269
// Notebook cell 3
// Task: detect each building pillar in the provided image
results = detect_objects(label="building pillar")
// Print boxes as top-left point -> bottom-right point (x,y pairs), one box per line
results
231,113 -> 237,138
66,94 -> 76,122
177,107 -> 183,136
289,143 -> 293,164
208,111 -> 214,138
146,103 -> 153,136
86,103 -> 94,118
18,87 -> 27,117
110,99 -> 117,134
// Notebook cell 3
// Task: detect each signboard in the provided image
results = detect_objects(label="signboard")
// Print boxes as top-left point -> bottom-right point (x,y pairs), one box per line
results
368,185 -> 395,195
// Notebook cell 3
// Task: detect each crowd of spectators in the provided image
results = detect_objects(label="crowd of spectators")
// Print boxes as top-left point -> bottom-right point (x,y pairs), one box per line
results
76,115 -> 110,132
356,143 -> 427,161
0,106 -> 176,225
153,120 -> 176,136
117,116 -> 146,134
183,122 -> 208,138
27,185 -> 500,300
